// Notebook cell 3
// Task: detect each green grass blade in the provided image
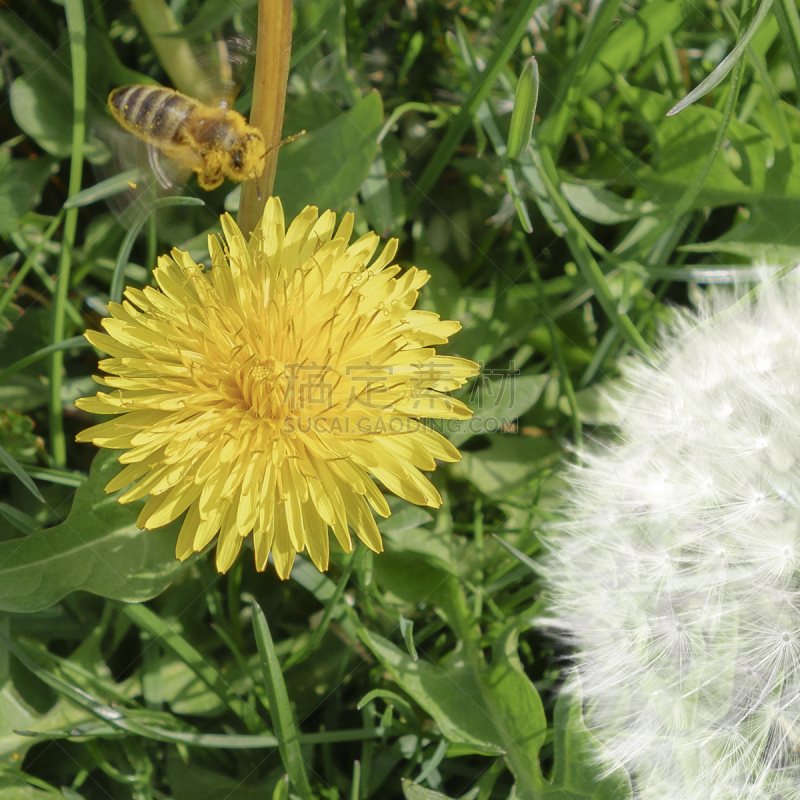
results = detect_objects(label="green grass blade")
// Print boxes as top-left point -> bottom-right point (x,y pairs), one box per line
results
775,0 -> 800,90
0,502 -> 39,535
493,535 -> 539,573
62,169 -> 146,209
283,549 -> 357,671
667,0 -> 774,115
522,146 -> 653,358
0,253 -> 19,281
0,444 -> 44,503
251,599 -> 314,800
121,603 -> 266,732
0,465 -> 85,487
0,336 -> 89,383
407,0 -> 541,213
110,196 -> 205,304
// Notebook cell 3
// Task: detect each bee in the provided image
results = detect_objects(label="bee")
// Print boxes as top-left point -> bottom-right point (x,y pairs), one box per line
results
107,85 -> 266,191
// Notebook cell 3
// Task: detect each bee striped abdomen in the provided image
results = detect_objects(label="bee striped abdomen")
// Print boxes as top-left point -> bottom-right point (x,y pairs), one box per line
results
108,86 -> 194,145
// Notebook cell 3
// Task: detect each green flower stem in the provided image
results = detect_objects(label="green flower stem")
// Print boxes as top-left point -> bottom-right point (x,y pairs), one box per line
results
238,0 -> 293,237
50,0 -> 86,468
129,0 -> 212,100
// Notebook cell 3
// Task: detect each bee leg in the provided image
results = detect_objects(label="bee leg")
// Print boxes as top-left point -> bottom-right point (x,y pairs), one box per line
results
197,168 -> 224,191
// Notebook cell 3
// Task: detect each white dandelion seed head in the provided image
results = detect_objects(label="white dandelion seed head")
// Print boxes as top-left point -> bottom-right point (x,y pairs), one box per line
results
544,272 -> 800,800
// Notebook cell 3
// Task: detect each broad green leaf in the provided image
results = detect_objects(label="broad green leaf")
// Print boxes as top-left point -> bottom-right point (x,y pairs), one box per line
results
558,380 -> 625,426
679,199 -> 800,261
581,0 -> 697,95
484,624 -> 547,796
0,682 -> 93,763
0,449 -> 187,613
536,679 -> 632,800
361,152 -> 394,237
374,551 -> 454,610
402,781 -> 457,800
166,752 -> 277,800
449,375 -> 549,447
453,436 -> 561,499
0,13 -> 73,125
378,498 -> 450,571
618,88 -> 800,211
274,91 -> 384,219
10,76 -> 72,159
0,446 -> 43,503
358,628 -> 503,755
379,502 -> 434,536
0,788 -> 62,800
561,183 -> 657,225
0,150 -> 57,235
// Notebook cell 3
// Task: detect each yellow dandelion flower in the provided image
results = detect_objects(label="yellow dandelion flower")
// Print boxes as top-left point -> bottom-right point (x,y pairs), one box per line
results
76,198 -> 479,578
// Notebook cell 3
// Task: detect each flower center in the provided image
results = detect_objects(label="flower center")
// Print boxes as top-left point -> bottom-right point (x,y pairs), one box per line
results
239,355 -> 288,419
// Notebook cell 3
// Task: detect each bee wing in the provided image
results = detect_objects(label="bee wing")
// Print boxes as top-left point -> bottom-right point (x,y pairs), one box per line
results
92,119 -> 191,228
147,141 -> 182,190
191,35 -> 255,107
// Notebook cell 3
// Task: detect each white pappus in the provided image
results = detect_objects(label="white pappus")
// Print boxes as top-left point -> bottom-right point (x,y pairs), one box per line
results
543,274 -> 800,800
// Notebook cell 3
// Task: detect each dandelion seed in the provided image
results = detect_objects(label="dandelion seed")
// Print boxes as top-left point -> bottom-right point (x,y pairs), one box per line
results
544,276 -> 800,799
77,198 -> 479,578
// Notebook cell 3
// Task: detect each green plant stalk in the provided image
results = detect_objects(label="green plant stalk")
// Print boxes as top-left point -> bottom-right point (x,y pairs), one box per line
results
129,0 -> 213,100
50,0 -> 87,468
238,0 -> 293,236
